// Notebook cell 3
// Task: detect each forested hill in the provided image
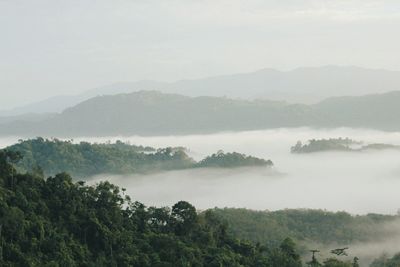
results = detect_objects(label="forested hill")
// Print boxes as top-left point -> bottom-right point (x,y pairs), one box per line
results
290,138 -> 400,153
1,90 -> 400,136
211,208 -> 400,265
5,138 -> 273,178
0,150 -> 294,266
0,150 -> 367,266
211,208 -> 399,248
0,91 -> 320,136
3,66 -> 400,116
314,91 -> 400,130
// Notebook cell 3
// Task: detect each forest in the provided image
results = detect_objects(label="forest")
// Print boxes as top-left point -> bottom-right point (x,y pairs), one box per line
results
290,138 -> 400,153
211,209 -> 400,257
5,138 -> 272,178
0,149 -> 374,266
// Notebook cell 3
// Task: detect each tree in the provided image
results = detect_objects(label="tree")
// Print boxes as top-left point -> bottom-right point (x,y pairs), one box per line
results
171,201 -> 198,235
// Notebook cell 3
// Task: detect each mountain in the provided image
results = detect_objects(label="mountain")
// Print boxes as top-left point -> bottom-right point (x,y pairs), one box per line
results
163,65 -> 400,103
3,66 -> 400,116
0,95 -> 84,116
315,91 -> 400,130
0,112 -> 55,125
0,91 -> 322,137
1,90 -> 400,137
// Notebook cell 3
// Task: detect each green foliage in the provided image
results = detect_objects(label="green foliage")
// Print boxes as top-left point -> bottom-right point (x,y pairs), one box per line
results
197,150 -> 273,168
7,138 -> 195,178
209,208 -> 398,251
5,138 -> 272,178
322,258 -> 352,267
291,138 -> 400,154
291,138 -> 358,153
0,153 -> 296,267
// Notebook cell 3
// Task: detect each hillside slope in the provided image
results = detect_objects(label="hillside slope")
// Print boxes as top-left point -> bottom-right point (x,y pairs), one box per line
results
1,90 -> 400,136
3,66 -> 400,116
0,91 -> 320,136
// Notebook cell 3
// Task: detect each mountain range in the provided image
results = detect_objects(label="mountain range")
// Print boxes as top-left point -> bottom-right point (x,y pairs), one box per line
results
1,89 -> 400,137
2,65 -> 400,116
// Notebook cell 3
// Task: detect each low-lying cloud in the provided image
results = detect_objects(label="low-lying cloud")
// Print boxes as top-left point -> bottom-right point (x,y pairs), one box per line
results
45,127 -> 400,215
2,127 -> 400,214
3,127 -> 400,265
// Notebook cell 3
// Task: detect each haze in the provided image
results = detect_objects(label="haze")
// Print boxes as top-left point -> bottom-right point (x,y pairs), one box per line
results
2,0 -> 400,109
87,128 -> 400,214
3,127 -> 400,215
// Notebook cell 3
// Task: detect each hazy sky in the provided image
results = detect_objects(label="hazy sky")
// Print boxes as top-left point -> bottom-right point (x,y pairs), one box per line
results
1,0 -> 400,109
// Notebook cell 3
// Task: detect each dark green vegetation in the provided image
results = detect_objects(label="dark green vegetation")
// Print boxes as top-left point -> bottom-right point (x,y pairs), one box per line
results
291,138 -> 400,153
2,150 -> 395,266
211,208 -> 399,254
0,150 -> 360,267
291,138 -> 358,153
197,151 -> 273,168
290,138 -> 400,153
2,90 -> 400,136
5,138 -> 272,178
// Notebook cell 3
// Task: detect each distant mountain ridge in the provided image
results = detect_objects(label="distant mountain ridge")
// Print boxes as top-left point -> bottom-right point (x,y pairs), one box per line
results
0,91 -> 321,136
315,91 -> 400,130
1,90 -> 400,137
3,65 -> 400,116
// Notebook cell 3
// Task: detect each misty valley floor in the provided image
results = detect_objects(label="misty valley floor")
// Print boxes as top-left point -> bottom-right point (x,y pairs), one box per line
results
2,127 -> 400,215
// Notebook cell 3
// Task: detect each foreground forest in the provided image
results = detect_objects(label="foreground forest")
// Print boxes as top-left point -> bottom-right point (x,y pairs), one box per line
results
5,138 -> 272,178
2,149 -> 400,266
0,150 -> 376,266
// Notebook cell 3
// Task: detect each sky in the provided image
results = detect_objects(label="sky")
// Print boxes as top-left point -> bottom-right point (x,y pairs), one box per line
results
1,0 -> 400,109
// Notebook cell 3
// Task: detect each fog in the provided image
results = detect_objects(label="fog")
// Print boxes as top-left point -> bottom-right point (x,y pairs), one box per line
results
2,127 -> 400,214
3,127 -> 400,263
311,218 -> 400,265
2,127 -> 397,215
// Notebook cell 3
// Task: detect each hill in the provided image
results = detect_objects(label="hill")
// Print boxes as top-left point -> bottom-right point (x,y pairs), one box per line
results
3,66 -> 400,116
315,91 -> 400,130
0,91 -> 321,136
291,138 -> 400,153
0,150 -> 391,266
0,113 -> 55,125
211,208 -> 398,249
5,138 -> 273,178
0,150 -> 299,267
2,90 -> 400,136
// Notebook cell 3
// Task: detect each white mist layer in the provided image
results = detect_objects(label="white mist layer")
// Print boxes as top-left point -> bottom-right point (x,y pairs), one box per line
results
2,127 -> 400,214
80,128 -> 400,214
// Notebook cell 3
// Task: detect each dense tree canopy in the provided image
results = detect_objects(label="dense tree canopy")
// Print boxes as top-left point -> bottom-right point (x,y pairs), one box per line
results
197,150 -> 273,168
291,138 -> 358,153
0,151 -> 285,266
6,138 -> 272,178
290,138 -> 400,154
210,208 -> 398,254
0,150 -> 364,266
